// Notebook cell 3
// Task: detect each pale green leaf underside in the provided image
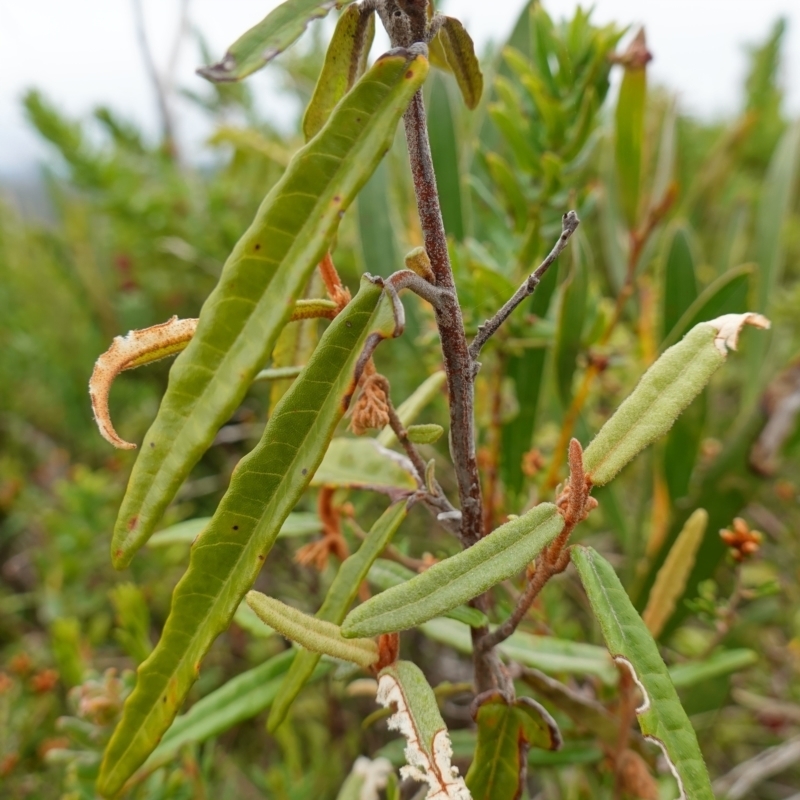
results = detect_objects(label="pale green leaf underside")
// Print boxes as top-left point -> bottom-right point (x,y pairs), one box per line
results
572,545 -> 714,799
198,0 -> 355,83
111,51 -> 429,567
312,437 -> 417,492
97,280 -> 395,797
583,323 -> 724,485
246,592 -> 378,667
342,503 -> 564,638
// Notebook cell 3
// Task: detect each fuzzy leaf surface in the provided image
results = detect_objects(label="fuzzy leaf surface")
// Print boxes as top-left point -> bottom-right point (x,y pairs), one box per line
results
97,280 -> 395,797
572,545 -> 714,799
342,503 -> 563,637
198,0 -> 356,82
583,315 -> 768,486
111,51 -> 428,566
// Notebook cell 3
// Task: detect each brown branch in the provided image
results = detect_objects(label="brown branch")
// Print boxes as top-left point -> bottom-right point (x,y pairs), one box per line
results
469,211 -> 580,362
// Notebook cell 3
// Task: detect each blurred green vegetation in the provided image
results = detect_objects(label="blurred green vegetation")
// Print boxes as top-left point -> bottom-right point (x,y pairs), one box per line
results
1,3 -> 799,798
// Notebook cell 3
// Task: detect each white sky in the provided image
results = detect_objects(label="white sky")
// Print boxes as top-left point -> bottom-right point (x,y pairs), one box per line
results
1,0 -> 798,177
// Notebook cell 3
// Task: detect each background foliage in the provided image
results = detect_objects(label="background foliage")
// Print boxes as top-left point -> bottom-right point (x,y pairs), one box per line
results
1,2 -> 799,798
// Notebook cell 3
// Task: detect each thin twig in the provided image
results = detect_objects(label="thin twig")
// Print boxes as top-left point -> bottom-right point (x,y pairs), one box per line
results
469,211 -> 580,362
712,735 -> 800,800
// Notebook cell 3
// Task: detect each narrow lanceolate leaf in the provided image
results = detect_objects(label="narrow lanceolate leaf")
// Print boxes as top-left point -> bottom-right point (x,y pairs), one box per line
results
268,502 -> 408,731
642,509 -> 708,638
303,4 -> 375,141
466,695 -> 560,800
614,28 -> 649,229
343,503 -> 564,638
198,0 -> 356,83
136,651 -> 328,778
97,280 -> 395,798
434,16 -> 483,109
377,661 -> 470,800
246,592 -> 379,668
572,546 -> 715,799
582,313 -> 770,486
90,317 -> 197,449
662,225 -> 698,341
111,51 -> 428,568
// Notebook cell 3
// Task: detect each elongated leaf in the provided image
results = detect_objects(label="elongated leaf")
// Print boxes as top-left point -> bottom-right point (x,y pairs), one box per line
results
97,280 -> 395,797
136,651 -> 329,778
377,661 -> 470,799
466,696 -> 559,800
246,592 -> 378,667
669,649 -> 757,689
268,502 -> 408,731
662,225 -> 698,341
342,504 -> 564,638
312,438 -> 417,492
428,73 -> 465,240
111,51 -> 428,567
303,4 -> 375,141
614,30 -> 648,229
554,232 -> 588,406
335,757 -> 394,800
435,16 -> 483,110
583,314 -> 770,486
642,508 -> 707,638
367,560 -> 488,628
147,512 -> 322,548
572,545 -> 715,799
198,0 -> 356,83
420,618 -> 617,684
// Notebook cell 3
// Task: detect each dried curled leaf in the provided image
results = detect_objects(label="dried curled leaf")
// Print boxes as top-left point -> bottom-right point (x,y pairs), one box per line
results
89,317 -> 198,450
377,661 -> 471,800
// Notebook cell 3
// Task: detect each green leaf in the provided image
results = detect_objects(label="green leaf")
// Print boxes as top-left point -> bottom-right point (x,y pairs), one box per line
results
376,661 -> 470,798
268,502 -> 408,731
311,438 -> 417,493
669,649 -> 758,689
419,618 -> 617,684
137,651 -> 329,779
661,225 -> 698,341
428,73 -> 466,241
642,508 -> 708,638
246,592 -> 379,667
434,16 -> 484,110
572,545 -> 715,799
500,258 -> 561,497
342,504 -> 563,638
302,4 -> 375,141
466,696 -> 560,800
583,314 -> 769,486
366,560 -> 488,629
614,36 -> 648,229
147,512 -> 323,548
198,0 -> 357,83
111,51 -> 428,567
97,279 -> 395,798
406,424 -> 444,444
554,231 -> 588,406
484,151 -> 528,231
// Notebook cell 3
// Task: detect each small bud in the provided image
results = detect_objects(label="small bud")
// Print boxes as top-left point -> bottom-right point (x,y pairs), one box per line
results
719,517 -> 763,562
404,246 -> 436,283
